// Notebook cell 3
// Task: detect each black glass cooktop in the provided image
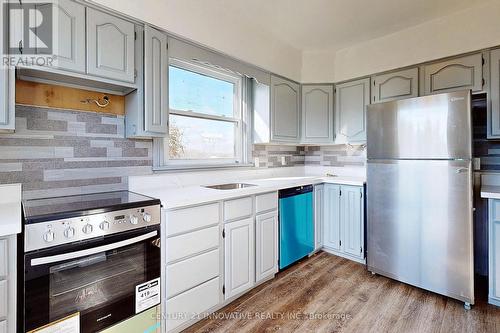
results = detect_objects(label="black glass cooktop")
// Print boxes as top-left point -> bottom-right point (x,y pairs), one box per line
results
23,191 -> 160,224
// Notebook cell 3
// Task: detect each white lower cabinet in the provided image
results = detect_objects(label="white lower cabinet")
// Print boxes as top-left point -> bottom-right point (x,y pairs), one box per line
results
314,185 -> 324,250
224,217 -> 255,299
0,235 -> 15,333
166,277 -> 220,332
488,199 -> 500,306
163,191 -> 277,331
323,184 -> 341,251
255,211 -> 278,283
323,184 -> 365,263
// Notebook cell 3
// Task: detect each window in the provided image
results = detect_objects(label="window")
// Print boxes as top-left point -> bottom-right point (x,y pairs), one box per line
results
155,59 -> 250,169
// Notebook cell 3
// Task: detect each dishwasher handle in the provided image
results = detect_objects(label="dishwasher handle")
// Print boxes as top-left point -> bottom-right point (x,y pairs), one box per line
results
279,185 -> 314,198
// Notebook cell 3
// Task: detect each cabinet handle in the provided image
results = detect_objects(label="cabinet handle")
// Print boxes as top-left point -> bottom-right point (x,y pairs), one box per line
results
456,168 -> 468,174
18,40 -> 23,54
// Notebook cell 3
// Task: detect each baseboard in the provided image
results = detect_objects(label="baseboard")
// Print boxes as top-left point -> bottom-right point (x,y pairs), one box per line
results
489,296 -> 500,307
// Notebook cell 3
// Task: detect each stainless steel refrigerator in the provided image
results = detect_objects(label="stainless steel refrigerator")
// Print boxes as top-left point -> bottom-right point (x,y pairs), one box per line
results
366,90 -> 474,308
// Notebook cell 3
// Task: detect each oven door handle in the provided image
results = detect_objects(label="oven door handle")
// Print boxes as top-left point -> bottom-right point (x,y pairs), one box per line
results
30,230 -> 158,266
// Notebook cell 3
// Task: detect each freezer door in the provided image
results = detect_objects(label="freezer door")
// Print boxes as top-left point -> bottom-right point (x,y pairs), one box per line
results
367,159 -> 474,303
367,90 -> 472,159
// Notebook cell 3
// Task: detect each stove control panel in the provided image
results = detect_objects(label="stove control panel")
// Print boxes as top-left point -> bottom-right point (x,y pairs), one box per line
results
25,205 -> 161,252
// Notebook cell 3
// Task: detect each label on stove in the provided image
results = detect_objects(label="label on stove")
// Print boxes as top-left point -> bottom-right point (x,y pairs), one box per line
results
136,278 -> 161,313
28,312 -> 80,333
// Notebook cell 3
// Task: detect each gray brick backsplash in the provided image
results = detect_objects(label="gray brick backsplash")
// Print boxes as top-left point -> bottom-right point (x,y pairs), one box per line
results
253,144 -> 366,168
0,105 -> 153,199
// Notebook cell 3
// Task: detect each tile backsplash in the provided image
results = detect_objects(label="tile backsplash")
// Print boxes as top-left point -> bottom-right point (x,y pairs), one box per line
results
304,145 -> 366,167
0,106 -> 367,199
252,144 -> 366,168
0,105 -> 152,199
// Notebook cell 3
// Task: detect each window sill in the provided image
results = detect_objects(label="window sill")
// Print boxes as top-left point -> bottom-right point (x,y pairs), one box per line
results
152,163 -> 255,173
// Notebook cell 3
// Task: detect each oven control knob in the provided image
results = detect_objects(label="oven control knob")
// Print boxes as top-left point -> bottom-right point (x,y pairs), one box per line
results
64,227 -> 75,239
82,224 -> 93,234
143,213 -> 152,223
100,221 -> 110,231
43,231 -> 55,243
130,215 -> 139,225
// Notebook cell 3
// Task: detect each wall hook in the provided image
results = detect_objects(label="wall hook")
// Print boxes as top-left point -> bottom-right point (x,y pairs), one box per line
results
80,96 -> 110,108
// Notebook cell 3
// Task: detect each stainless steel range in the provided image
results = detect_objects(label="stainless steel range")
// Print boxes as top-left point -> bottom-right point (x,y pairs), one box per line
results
20,191 -> 161,333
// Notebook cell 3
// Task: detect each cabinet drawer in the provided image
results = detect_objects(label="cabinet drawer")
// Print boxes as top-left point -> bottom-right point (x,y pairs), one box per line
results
0,240 -> 6,278
0,280 -> 6,319
166,277 -> 220,332
224,196 -> 253,222
167,226 -> 219,263
255,192 -> 278,213
167,249 -> 219,298
167,203 -> 220,236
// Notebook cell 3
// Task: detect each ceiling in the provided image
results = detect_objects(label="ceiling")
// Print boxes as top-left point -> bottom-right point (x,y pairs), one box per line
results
221,0 -> 492,52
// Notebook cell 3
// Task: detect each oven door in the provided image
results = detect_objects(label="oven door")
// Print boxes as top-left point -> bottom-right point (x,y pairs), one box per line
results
23,226 -> 161,333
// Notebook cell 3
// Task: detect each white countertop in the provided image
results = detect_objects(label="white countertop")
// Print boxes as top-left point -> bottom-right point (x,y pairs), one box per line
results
0,184 -> 22,236
140,176 -> 365,210
481,185 -> 500,199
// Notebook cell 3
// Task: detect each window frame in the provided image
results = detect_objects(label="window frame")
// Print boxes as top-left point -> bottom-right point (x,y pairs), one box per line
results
153,58 -> 251,171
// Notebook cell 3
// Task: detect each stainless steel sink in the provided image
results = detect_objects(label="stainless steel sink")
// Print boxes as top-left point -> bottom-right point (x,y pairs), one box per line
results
203,183 -> 257,190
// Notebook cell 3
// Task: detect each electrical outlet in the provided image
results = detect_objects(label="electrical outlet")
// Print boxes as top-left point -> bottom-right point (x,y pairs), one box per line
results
281,156 -> 287,166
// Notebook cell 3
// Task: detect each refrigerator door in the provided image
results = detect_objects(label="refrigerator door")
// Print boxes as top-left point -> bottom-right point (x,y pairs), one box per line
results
367,90 -> 472,160
367,159 -> 474,303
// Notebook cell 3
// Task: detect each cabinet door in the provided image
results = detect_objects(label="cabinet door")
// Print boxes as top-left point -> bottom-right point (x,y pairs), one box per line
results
490,49 -> 500,138
314,185 -> 324,250
36,0 -> 85,73
341,186 -> 364,259
422,53 -> 483,95
255,211 -> 278,283
489,200 -> 500,303
271,75 -> 300,142
302,85 -> 333,143
224,218 -> 254,299
87,8 -> 135,83
335,78 -> 370,143
323,184 -> 341,250
0,1 -> 14,132
144,26 -> 168,134
372,68 -> 419,103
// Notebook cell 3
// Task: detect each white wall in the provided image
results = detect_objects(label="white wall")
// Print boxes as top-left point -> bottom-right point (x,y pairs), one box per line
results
92,0 -> 500,83
91,0 -> 303,82
334,0 -> 500,82
301,49 -> 336,83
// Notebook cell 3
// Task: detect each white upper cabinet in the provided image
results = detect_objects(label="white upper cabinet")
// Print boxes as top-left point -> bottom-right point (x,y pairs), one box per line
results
271,75 -> 300,142
422,53 -> 484,95
301,85 -> 334,143
35,0 -> 86,73
0,0 -> 14,132
86,8 -> 135,83
144,25 -> 168,134
335,78 -> 370,143
490,49 -> 500,138
371,68 -> 419,103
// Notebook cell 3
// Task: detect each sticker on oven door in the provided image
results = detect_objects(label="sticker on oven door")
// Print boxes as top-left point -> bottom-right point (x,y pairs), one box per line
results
28,312 -> 80,333
136,278 -> 161,313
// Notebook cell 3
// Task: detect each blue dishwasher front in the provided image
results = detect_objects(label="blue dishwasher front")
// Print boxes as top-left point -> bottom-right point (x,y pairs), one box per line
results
279,185 -> 314,270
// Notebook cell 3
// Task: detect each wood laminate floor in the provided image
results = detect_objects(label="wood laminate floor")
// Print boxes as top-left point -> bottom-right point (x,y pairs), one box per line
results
185,251 -> 500,333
